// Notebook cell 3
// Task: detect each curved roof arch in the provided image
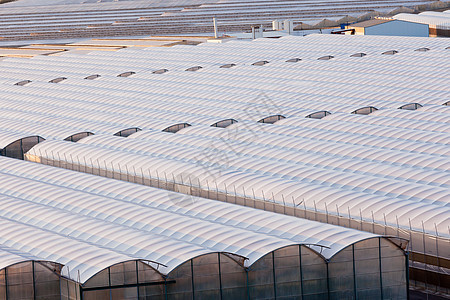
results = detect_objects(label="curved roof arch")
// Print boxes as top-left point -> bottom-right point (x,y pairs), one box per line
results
113,127 -> 141,137
64,131 -> 94,142
117,71 -> 136,78
351,106 -> 378,115
398,103 -> 423,110
211,119 -> 237,128
252,60 -> 269,66
163,123 -> 191,133
49,77 -> 67,83
258,115 -> 286,124
219,63 -> 236,68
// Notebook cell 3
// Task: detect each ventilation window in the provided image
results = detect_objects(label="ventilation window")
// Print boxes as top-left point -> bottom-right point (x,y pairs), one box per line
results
252,60 -> 269,66
350,53 -> 366,57
152,69 -> 168,74
444,101 -> 449,106
286,58 -> 301,62
84,74 -> 101,80
14,80 -> 31,86
185,66 -> 202,72
351,106 -> 377,115
2,136 -> 44,160
114,128 -> 141,137
382,50 -> 398,55
415,48 -> 430,52
220,64 -> 236,68
318,56 -> 334,60
306,111 -> 330,119
117,71 -> 135,78
211,119 -> 237,128
64,132 -> 94,142
399,103 -> 422,110
258,115 -> 285,124
163,123 -> 191,133
49,77 -> 67,83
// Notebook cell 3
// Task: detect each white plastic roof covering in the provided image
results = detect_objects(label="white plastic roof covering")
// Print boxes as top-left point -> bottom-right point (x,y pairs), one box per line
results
0,131 -> 40,149
394,12 -> 450,29
0,156 -> 381,278
0,34 -> 448,123
130,130 -> 449,187
276,114 -> 450,145
0,245 -> 50,271
79,134 -> 449,207
180,124 -> 450,173
26,140 -> 450,238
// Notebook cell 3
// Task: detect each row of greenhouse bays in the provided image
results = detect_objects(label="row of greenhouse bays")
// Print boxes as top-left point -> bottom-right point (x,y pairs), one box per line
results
11,46 -> 450,86
0,100 -> 443,160
0,240 -> 407,300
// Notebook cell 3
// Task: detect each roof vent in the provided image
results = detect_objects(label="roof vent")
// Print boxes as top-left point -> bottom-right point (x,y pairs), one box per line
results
399,103 -> 423,110
351,106 -> 377,115
252,60 -> 269,66
306,111 -> 330,119
382,50 -> 398,55
286,58 -> 301,62
415,47 -> 430,52
318,55 -> 334,60
258,115 -> 285,124
49,77 -> 67,83
152,69 -> 168,74
114,128 -> 141,137
64,132 -> 94,142
186,66 -> 203,72
220,64 -> 236,68
117,71 -> 135,77
14,80 -> 31,86
163,123 -> 191,133
350,53 -> 366,57
84,74 -> 101,80
211,119 -> 237,128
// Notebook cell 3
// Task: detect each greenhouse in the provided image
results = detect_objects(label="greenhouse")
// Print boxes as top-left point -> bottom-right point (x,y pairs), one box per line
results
0,33 -> 448,297
0,156 -> 408,300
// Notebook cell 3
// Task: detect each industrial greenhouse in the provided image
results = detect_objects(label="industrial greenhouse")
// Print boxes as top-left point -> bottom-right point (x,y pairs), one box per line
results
0,156 -> 408,299
0,33 -> 448,298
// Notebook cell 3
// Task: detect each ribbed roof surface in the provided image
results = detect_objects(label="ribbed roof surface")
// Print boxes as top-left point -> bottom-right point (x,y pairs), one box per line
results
0,156 -> 381,283
0,34 -> 448,282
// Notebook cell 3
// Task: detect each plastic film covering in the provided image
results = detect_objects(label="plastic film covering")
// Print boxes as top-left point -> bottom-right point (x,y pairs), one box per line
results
0,157 -> 409,299
79,134 -> 449,206
24,141 -> 448,259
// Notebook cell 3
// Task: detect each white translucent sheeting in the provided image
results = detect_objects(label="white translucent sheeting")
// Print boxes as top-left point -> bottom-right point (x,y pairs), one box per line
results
130,130 -> 450,187
79,134 -> 449,206
257,117 -> 450,157
370,108 -> 450,124
0,155 -> 381,261
418,105 -> 450,114
25,140 -> 450,239
394,12 -> 450,28
0,216 -> 143,283
276,113 -> 448,145
0,131 -> 38,149
0,245 -> 49,271
0,177 -> 304,282
182,124 -> 450,173
333,111 -> 450,134
0,117 -> 85,141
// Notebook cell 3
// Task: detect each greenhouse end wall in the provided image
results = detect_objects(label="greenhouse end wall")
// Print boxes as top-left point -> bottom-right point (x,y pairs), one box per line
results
1,240 -> 406,300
